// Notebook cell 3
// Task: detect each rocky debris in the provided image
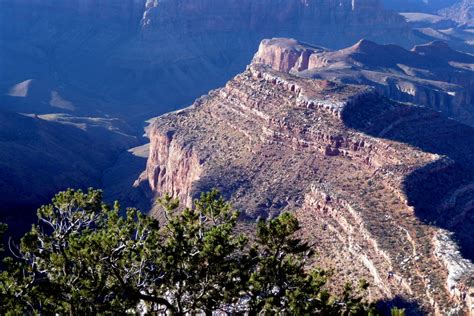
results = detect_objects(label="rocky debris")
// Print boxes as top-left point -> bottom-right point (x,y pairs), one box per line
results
142,49 -> 474,313
252,37 -> 474,127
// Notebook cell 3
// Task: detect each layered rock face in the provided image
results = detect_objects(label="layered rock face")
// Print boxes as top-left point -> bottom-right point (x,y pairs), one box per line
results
0,0 -> 420,232
254,38 -> 474,126
141,0 -> 410,46
0,0 -> 415,123
143,49 -> 474,313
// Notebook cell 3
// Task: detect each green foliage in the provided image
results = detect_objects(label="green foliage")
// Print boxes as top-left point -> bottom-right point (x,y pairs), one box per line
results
151,190 -> 247,314
0,188 -> 377,314
247,212 -> 327,313
391,306 -> 406,316
0,189 -> 162,314
246,213 -> 376,315
0,223 -> 6,253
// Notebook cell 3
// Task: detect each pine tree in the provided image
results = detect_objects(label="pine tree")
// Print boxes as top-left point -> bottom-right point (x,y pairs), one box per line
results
0,188 -> 379,314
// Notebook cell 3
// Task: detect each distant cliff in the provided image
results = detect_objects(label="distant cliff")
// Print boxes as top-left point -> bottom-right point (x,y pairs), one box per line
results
0,0 -> 416,123
382,0 -> 458,13
253,38 -> 474,126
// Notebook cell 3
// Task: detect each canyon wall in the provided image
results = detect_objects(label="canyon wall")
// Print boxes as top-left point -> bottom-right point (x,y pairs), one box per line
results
440,0 -> 474,25
0,0 -> 416,122
0,111 -> 138,236
142,50 -> 474,313
254,38 -> 474,126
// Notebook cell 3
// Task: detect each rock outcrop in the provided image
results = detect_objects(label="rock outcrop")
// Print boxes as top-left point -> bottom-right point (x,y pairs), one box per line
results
142,47 -> 474,313
0,0 -> 416,123
0,0 -> 422,234
253,38 -> 474,127
146,127 -> 202,207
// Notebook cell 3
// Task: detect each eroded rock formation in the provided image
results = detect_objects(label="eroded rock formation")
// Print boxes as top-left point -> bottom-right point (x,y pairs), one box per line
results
0,0 -> 415,122
254,38 -> 474,127
142,48 -> 474,313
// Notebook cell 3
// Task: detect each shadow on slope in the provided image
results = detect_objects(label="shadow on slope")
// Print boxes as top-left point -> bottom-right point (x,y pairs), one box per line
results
376,295 -> 426,315
0,110 -> 139,237
102,143 -> 152,214
341,94 -> 474,261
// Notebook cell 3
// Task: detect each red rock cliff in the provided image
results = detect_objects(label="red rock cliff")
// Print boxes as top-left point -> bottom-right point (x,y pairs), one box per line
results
142,41 -> 474,314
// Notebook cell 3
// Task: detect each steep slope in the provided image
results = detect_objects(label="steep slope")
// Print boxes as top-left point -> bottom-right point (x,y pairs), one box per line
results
0,0 -> 416,123
0,111 -> 138,235
141,52 -> 474,314
400,12 -> 458,29
253,38 -> 474,126
0,0 -> 423,232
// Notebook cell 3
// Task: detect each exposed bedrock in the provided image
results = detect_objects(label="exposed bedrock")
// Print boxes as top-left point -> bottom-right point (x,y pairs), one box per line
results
439,0 -> 474,25
142,58 -> 474,313
0,0 -> 416,122
254,38 -> 474,127
146,127 -> 202,207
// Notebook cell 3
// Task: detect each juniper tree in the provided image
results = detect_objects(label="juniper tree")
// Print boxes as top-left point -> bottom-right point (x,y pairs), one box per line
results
0,188 -> 378,315
151,190 -> 247,314
0,189 -> 164,314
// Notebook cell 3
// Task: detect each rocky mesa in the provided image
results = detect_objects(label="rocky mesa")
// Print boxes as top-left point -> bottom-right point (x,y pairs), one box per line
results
254,38 -> 474,127
141,40 -> 474,314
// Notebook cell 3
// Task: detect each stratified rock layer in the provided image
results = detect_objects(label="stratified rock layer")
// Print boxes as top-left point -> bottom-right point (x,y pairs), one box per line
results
143,59 -> 474,313
254,38 -> 474,127
0,0 -> 415,122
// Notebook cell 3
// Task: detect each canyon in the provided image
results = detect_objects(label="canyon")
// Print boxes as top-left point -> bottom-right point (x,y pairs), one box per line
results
0,0 -> 420,233
0,110 -> 138,236
2,1 -> 474,312
388,0 -> 474,57
0,0 -> 415,123
253,38 -> 474,126
141,39 -> 474,314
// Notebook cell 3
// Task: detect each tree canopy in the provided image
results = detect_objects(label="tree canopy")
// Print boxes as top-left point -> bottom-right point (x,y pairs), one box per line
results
0,188 -> 388,315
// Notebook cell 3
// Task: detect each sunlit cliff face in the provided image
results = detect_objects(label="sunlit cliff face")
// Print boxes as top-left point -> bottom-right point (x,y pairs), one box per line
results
141,41 -> 474,314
